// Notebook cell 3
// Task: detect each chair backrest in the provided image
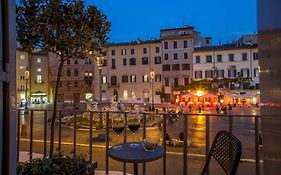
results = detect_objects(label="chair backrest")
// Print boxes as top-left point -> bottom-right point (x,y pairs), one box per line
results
201,130 -> 242,175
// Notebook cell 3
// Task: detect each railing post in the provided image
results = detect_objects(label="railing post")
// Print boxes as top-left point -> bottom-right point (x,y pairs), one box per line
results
58,111 -> 62,152
205,114 -> 210,175
29,110 -> 34,162
229,115 -> 233,135
17,110 -> 20,162
89,112 -> 93,162
44,110 -> 48,157
143,112 -> 147,175
255,116 -> 260,175
123,112 -> 127,175
105,111 -> 109,175
183,113 -> 188,175
163,114 -> 167,175
73,112 -> 77,155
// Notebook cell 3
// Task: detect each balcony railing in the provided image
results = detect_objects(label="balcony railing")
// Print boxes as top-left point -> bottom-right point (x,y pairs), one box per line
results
16,109 -> 262,175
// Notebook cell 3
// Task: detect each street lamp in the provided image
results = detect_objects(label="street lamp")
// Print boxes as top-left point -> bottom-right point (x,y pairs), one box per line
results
150,69 -> 155,110
95,55 -> 104,132
25,68 -> 30,109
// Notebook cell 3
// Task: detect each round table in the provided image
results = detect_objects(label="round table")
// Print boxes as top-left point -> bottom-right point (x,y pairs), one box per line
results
108,142 -> 164,175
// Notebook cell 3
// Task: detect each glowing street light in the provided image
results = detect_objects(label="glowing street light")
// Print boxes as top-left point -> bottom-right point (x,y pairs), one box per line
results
150,70 -> 155,110
25,68 -> 30,109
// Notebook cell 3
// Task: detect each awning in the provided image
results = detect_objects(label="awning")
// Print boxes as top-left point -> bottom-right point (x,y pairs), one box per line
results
182,94 -> 197,98
203,94 -> 217,98
31,91 -> 47,96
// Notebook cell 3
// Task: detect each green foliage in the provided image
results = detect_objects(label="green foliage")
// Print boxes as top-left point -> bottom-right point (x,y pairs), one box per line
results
17,153 -> 90,175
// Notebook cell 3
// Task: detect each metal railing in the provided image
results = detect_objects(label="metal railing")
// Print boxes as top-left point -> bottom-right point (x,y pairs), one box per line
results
16,109 -> 262,175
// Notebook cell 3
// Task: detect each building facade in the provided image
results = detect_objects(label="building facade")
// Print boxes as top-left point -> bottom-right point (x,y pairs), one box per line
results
48,54 -> 95,106
193,43 -> 259,89
160,26 -> 211,99
16,50 -> 49,106
104,40 -> 162,104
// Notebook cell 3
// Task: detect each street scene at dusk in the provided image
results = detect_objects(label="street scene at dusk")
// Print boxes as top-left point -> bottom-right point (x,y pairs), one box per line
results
1,0 -> 281,175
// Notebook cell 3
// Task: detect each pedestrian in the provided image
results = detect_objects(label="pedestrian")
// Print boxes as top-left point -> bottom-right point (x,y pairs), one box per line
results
216,105 -> 220,114
163,106 -> 166,112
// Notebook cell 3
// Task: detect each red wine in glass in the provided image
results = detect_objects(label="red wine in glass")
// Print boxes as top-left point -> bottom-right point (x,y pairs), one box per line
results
113,126 -> 125,135
128,124 -> 140,132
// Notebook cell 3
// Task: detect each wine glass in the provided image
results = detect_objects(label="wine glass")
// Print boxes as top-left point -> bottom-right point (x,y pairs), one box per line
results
112,113 -> 125,150
128,113 -> 141,148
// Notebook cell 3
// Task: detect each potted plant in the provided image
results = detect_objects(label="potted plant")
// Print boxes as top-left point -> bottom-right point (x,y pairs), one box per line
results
17,153 -> 97,175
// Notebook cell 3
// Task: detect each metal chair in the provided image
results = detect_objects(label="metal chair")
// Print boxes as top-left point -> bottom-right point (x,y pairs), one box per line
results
201,130 -> 242,175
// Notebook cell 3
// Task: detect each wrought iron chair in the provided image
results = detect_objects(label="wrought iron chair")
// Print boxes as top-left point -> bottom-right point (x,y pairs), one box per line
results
201,130 -> 242,175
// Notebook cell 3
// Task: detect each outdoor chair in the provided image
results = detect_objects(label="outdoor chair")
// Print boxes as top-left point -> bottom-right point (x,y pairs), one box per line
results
201,130 -> 242,175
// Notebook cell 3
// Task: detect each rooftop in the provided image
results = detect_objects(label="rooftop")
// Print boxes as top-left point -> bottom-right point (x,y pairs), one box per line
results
107,39 -> 161,47
194,43 -> 258,52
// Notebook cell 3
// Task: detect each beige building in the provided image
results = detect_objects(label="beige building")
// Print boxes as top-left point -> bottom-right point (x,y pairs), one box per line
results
193,43 -> 259,89
16,50 -> 49,106
48,54 -> 95,105
104,40 -> 163,104
160,26 -> 211,99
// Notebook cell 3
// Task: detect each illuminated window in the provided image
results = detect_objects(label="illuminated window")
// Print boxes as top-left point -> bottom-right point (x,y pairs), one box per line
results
37,75 -> 42,83
143,74 -> 149,82
37,58 -> 41,63
19,66 -> 26,70
20,55 -> 25,60
37,68 -> 41,72
123,90 -> 128,100
132,90 -> 136,99
102,76 -> 107,84
130,75 -> 136,83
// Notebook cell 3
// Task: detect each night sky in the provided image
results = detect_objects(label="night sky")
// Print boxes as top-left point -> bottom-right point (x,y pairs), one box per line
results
91,0 -> 257,44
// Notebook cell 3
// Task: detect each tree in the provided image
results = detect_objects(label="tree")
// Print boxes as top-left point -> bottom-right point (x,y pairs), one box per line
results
17,0 -> 110,157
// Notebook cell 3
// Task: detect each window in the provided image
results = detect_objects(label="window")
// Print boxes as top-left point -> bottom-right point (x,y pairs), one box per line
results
172,64 -> 180,71
205,70 -> 213,78
155,74 -> 161,82
228,69 -> 237,78
20,75 -> 25,80
74,69 -> 78,76
67,60 -> 71,64
122,75 -> 129,83
123,90 -> 128,100
67,69 -> 71,76
84,71 -> 93,78
131,49 -> 134,55
143,48 -> 147,54
217,55 -> 222,62
36,75 -> 42,83
206,55 -> 212,63
184,40 -> 188,48
85,59 -> 92,64
67,82 -> 71,87
111,50 -> 115,56
102,60 -> 107,67
164,54 -> 169,60
156,47 -> 160,53
102,76 -> 107,84
196,56 -> 201,63
74,59 -> 78,64
163,65 -> 171,71
184,52 -> 188,59
19,66 -> 26,70
253,52 -> 258,60
37,68 -> 41,72
121,49 -> 126,55
130,75 -> 136,82
74,82 -> 78,87
229,54 -> 234,62
37,58 -> 41,63
142,57 -> 148,65
254,68 -> 259,77
123,58 -> 127,66
111,76 -> 117,85
130,58 -> 136,65
20,55 -> 25,60
174,53 -> 178,60
217,70 -> 224,78
195,71 -> 203,79
131,90 -> 136,99
154,56 -> 161,64
164,41 -> 168,49
143,75 -> 149,82
164,78 -> 169,86
173,41 -> 177,49
182,64 -> 190,70
184,78 -> 189,85
241,68 -> 250,77
242,53 -> 248,61
174,78 -> 179,87
112,59 -> 116,69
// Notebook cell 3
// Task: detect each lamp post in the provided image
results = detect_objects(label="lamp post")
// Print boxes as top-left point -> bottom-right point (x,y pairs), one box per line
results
150,69 -> 155,110
25,68 -> 30,109
95,55 -> 104,131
